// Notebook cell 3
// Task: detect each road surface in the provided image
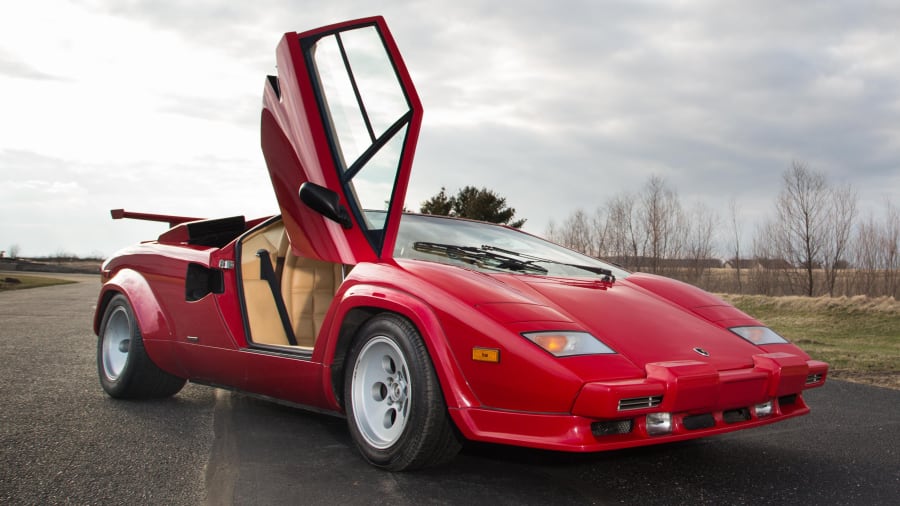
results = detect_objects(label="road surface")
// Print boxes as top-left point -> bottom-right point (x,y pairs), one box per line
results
1,275 -> 897,504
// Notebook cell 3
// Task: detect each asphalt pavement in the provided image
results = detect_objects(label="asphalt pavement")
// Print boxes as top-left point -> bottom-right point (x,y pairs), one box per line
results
1,274 -> 897,505
0,273 -> 215,504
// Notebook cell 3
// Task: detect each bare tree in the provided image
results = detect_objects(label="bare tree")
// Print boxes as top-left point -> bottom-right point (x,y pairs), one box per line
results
852,213 -> 882,296
591,207 -> 610,259
606,194 -> 641,269
884,200 -> 900,297
684,202 -> 719,283
823,183 -> 857,296
728,198 -> 743,293
639,175 -> 686,274
542,159 -> 892,298
751,219 -> 780,295
549,208 -> 595,255
773,161 -> 829,296
853,200 -> 900,297
545,220 -> 562,246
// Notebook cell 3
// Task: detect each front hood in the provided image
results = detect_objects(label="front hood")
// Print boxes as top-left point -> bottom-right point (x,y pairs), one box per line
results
399,260 -> 764,371
514,274 -> 761,371
399,260 -> 766,370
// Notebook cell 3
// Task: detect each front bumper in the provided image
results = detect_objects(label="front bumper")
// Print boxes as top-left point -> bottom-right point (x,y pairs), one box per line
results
450,353 -> 828,452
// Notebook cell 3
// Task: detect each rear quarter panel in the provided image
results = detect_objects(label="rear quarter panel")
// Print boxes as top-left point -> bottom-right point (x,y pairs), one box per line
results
97,243 -> 228,378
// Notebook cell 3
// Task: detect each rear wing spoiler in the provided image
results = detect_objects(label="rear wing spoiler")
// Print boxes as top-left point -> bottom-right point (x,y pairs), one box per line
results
110,209 -> 254,248
110,209 -> 204,228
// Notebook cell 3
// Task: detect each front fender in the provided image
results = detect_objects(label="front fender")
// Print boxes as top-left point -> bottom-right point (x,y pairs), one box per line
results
319,283 -> 479,413
94,268 -> 173,342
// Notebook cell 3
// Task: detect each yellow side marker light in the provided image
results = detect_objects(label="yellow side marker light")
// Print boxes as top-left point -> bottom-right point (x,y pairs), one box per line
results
472,347 -> 500,363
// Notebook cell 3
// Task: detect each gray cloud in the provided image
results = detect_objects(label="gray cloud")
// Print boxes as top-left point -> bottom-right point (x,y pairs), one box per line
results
400,1 -> 900,228
4,0 -> 899,255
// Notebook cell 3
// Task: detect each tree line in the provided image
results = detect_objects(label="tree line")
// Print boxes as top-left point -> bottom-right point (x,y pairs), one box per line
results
542,161 -> 898,298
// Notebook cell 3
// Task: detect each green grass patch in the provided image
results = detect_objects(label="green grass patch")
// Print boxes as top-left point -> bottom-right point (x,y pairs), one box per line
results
723,294 -> 900,389
0,274 -> 76,291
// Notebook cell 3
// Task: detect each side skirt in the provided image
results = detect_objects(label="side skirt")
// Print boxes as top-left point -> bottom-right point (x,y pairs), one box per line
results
189,380 -> 345,419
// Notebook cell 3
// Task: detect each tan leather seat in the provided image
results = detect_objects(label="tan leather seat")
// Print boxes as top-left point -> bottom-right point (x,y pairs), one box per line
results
240,221 -> 291,346
281,248 -> 343,347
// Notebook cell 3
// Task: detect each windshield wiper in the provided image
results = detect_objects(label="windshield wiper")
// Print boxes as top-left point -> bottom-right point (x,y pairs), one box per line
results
413,242 -> 549,275
481,245 -> 616,282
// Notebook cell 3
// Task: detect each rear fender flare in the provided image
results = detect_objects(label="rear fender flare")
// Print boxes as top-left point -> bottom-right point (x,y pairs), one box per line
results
320,284 -> 478,413
94,269 -> 173,342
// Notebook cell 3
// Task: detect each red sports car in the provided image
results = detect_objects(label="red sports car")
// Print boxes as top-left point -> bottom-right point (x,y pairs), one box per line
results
95,16 -> 828,471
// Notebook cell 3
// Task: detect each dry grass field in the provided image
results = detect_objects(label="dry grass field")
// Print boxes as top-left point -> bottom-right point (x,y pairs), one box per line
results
724,294 -> 900,389
0,274 -> 76,291
666,267 -> 898,299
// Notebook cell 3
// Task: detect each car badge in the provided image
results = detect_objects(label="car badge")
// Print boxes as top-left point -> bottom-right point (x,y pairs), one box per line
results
693,347 -> 710,357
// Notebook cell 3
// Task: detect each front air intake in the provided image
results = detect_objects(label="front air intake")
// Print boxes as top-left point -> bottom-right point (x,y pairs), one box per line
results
618,395 -> 663,411
779,394 -> 798,406
683,413 -> 716,430
591,419 -> 634,437
723,407 -> 752,424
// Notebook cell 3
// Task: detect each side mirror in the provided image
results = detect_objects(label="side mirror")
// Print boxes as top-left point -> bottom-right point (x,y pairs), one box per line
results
299,182 -> 353,229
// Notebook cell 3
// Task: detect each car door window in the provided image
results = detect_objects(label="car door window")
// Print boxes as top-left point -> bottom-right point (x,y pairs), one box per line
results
309,25 -> 413,251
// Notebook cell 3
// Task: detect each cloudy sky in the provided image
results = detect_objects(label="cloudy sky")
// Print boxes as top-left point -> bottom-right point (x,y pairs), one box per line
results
2,0 -> 898,258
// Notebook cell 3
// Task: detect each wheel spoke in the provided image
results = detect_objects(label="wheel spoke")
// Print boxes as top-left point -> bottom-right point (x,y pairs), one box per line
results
368,397 -> 393,429
352,336 -> 412,449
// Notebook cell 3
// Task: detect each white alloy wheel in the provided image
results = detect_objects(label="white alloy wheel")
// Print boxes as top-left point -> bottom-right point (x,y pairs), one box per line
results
96,294 -> 186,399
351,336 -> 412,449
343,314 -> 461,470
101,305 -> 131,380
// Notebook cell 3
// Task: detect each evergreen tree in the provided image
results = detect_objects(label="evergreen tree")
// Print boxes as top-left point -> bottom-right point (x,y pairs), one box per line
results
419,186 -> 454,216
419,186 -> 526,228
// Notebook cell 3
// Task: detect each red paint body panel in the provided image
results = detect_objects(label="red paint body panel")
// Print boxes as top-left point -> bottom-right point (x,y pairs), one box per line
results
96,17 -> 828,457
452,392 -> 812,452
323,275 -> 480,411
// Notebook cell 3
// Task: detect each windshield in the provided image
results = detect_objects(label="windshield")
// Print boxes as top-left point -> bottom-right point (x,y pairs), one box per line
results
385,213 -> 630,279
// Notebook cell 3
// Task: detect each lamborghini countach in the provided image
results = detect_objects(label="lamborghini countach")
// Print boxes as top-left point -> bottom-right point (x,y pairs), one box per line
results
95,16 -> 828,471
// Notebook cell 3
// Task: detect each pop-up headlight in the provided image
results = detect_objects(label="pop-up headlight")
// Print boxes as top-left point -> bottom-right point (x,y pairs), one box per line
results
522,331 -> 615,357
729,326 -> 789,345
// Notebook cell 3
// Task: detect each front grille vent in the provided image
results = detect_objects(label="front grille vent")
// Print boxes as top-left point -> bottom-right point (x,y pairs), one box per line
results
806,373 -> 823,384
618,395 -> 663,411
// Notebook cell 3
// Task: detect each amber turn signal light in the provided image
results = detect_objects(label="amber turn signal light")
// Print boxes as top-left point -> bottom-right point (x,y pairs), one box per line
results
472,347 -> 500,363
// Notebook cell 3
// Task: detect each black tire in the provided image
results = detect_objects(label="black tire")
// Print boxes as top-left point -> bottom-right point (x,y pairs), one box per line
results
97,294 -> 186,399
344,313 -> 461,471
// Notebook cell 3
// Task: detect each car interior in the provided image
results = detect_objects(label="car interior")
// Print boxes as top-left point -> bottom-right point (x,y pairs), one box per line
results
238,218 -> 345,349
